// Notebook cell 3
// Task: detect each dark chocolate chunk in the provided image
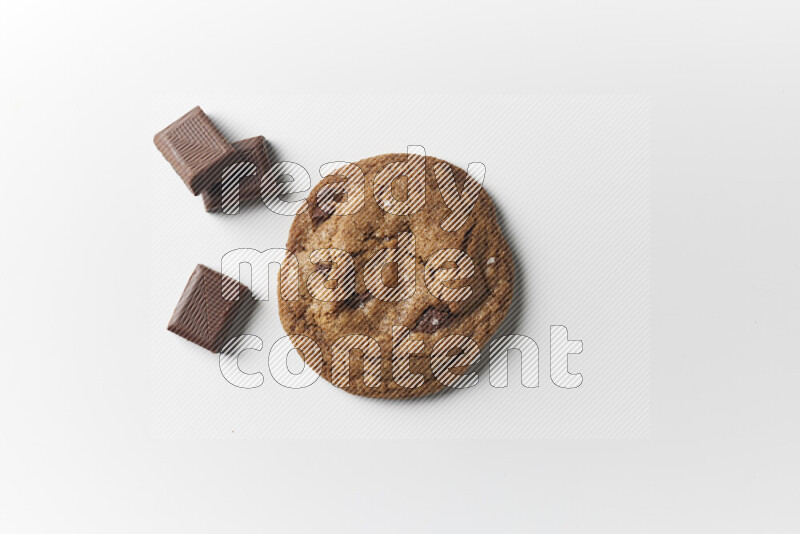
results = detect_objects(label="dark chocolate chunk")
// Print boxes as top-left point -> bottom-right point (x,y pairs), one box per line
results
154,106 -> 238,195
309,187 -> 346,225
315,261 -> 332,271
167,264 -> 253,352
341,292 -> 372,310
202,136 -> 271,212
413,306 -> 452,334
309,203 -> 332,226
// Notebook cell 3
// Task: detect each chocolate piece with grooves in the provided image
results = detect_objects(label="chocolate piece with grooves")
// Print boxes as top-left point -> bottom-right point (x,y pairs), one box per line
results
202,136 -> 271,212
167,264 -> 253,352
154,106 -> 239,195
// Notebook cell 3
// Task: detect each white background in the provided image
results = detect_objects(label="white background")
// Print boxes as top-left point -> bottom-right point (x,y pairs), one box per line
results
1,1 -> 799,532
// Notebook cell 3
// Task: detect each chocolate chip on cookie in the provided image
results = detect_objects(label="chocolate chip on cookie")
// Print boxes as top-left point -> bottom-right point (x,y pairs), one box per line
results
413,306 -> 453,334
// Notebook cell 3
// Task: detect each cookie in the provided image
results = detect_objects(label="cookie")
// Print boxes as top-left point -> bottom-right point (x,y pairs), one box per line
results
278,153 -> 513,398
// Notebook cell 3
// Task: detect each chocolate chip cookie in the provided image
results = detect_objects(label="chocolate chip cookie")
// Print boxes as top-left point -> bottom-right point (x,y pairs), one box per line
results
278,153 -> 513,398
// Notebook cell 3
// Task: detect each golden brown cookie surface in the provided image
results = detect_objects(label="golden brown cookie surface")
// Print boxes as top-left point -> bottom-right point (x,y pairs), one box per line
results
279,154 -> 513,398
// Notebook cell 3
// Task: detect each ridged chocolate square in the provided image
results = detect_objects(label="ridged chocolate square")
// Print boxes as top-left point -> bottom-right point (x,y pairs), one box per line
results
167,265 -> 252,352
154,107 -> 238,195
201,136 -> 271,212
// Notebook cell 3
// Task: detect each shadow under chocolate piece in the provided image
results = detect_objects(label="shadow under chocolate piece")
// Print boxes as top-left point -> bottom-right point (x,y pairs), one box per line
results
154,106 -> 238,195
201,136 -> 271,213
167,264 -> 252,352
